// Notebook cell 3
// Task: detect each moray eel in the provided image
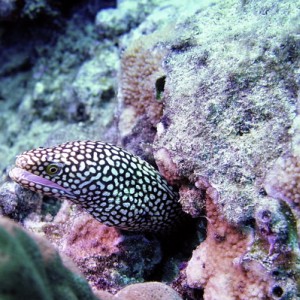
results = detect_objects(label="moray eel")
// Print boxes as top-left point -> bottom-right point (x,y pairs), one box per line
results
9,141 -> 185,233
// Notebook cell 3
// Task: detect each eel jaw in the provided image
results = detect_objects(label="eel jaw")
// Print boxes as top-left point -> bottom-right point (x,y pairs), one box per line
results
9,167 -> 76,199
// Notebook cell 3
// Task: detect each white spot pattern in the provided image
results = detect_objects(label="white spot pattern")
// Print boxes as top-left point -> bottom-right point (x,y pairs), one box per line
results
12,140 -> 185,233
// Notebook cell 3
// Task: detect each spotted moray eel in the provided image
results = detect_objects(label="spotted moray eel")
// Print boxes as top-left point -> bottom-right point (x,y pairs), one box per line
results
9,141 -> 186,233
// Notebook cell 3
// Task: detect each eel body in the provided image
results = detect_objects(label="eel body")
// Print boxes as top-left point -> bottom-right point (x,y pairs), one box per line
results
9,141 -> 185,233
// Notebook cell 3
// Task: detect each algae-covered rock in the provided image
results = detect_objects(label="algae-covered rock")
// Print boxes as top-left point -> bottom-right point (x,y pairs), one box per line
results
0,0 -> 112,21
0,9 -> 118,176
0,217 -> 99,300
117,0 -> 300,298
153,0 -> 299,224
95,0 -> 165,38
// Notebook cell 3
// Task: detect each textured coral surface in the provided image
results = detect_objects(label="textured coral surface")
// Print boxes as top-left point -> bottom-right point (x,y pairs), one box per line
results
114,282 -> 183,300
186,196 -> 270,300
24,201 -> 163,294
0,217 -> 99,300
116,0 -> 300,298
1,0 -> 300,299
119,38 -> 165,130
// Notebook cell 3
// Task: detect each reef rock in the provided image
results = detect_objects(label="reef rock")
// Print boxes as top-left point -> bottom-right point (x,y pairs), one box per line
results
0,181 -> 43,221
118,0 -> 300,298
186,194 -> 300,299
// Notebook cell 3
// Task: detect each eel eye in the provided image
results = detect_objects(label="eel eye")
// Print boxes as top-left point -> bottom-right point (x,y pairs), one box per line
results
46,163 -> 62,176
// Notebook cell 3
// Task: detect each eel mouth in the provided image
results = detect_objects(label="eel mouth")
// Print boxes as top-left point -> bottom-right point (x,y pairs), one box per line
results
9,167 -> 76,198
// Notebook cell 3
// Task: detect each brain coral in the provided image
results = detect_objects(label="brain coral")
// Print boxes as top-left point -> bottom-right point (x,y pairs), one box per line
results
0,217 -> 98,300
115,282 -> 183,300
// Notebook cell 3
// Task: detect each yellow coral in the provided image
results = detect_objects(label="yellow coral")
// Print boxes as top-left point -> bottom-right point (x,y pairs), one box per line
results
186,194 -> 271,300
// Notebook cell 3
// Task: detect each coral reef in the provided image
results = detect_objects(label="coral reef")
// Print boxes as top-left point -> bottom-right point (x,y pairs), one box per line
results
115,0 -> 300,298
264,151 -> 300,212
116,1 -> 199,141
0,0 -> 68,21
250,199 -> 300,298
0,10 -> 118,176
95,0 -> 162,38
153,0 -> 299,224
186,193 -> 300,299
118,37 -> 165,137
0,217 -> 99,300
0,215 -> 182,300
25,201 -> 162,293
0,0 -> 115,21
1,0 -> 300,299
186,195 -> 258,299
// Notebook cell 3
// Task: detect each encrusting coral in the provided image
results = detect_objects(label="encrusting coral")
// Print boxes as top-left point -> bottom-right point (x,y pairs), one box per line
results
0,216 -> 183,300
249,200 -> 300,298
264,153 -> 300,210
25,201 -> 163,294
38,202 -> 123,259
120,39 -> 164,117
118,23 -> 176,137
186,194 -> 270,300
184,184 -> 300,299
